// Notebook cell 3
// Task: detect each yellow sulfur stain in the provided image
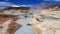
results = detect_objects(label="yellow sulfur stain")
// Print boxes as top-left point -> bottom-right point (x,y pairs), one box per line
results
32,26 -> 41,34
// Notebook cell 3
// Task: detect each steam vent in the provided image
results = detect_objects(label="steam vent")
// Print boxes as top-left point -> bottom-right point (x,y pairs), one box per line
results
28,4 -> 60,34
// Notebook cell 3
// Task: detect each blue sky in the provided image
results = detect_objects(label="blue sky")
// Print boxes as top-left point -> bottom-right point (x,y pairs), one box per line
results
0,0 -> 60,5
0,0 -> 60,8
0,0 -> 41,5
0,0 -> 44,6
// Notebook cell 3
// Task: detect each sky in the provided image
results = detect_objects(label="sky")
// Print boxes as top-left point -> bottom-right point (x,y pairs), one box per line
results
0,0 -> 60,8
0,0 -> 60,5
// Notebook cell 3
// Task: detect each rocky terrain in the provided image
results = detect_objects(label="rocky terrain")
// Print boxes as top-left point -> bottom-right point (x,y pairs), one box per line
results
0,4 -> 60,34
0,7 -> 30,34
27,4 -> 60,34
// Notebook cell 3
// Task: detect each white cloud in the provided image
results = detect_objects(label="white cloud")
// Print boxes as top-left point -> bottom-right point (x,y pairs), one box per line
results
44,0 -> 60,1
0,2 -> 33,7
12,5 -> 20,7
12,5 -> 33,7
0,2 -> 33,9
0,2 -> 15,7
0,2 -> 20,9
19,5 -> 33,7
53,0 -> 60,1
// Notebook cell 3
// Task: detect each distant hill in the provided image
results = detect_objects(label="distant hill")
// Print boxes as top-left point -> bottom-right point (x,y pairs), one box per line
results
2,6 -> 30,10
42,4 -> 60,9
